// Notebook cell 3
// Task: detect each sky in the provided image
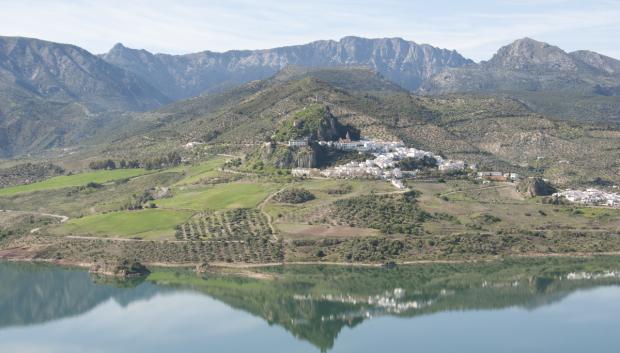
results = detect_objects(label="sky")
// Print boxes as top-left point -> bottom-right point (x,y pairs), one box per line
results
0,0 -> 619,61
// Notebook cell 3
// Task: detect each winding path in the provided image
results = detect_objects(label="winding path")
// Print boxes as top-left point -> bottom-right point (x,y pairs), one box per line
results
258,186 -> 289,241
1,209 -> 69,223
1,209 -> 69,234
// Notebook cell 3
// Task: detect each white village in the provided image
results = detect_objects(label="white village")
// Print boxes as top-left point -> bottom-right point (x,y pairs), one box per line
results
286,136 -> 527,191
553,188 -> 620,208
289,137 -> 620,208
290,138 -> 470,189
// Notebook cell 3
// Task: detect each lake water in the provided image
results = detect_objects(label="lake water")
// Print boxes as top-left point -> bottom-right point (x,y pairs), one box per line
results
1,258 -> 620,353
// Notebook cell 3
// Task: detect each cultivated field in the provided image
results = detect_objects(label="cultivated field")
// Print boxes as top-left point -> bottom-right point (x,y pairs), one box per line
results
171,156 -> 230,186
0,169 -> 147,196
3,153 -> 620,266
157,182 -> 277,210
54,209 -> 194,239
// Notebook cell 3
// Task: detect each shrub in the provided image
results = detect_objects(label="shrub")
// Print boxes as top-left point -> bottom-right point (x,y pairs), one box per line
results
274,188 -> 316,204
329,191 -> 429,235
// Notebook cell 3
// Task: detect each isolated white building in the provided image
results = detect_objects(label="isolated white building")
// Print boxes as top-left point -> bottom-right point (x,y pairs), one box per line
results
288,139 -> 309,147
438,160 -> 465,172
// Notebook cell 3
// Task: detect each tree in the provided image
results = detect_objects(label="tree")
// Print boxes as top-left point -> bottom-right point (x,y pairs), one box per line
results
398,156 -> 437,171
89,159 -> 116,170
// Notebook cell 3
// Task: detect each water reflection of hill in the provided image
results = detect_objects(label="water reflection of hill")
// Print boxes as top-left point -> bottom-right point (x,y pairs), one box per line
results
147,258 -> 620,352
1,258 -> 620,352
0,262 -> 164,328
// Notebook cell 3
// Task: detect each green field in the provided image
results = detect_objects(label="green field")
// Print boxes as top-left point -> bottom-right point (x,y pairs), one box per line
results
56,208 -> 193,239
157,182 -> 276,210
171,156 -> 229,186
0,169 -> 147,196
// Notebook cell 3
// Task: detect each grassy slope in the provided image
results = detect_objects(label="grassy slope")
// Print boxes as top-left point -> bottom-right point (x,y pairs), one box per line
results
410,180 -> 620,236
0,171 -> 183,217
171,156 -> 230,186
0,169 -> 147,196
265,179 -> 396,239
157,182 -> 276,210
259,177 -> 620,245
57,209 -> 193,239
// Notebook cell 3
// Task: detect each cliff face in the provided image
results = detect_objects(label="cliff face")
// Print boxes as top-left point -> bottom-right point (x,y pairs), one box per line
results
261,144 -> 318,169
275,104 -> 359,143
101,36 -> 473,99
315,110 -> 351,141
518,177 -> 557,197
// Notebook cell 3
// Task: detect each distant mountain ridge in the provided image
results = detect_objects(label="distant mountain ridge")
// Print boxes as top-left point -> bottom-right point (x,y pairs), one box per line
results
422,37 -> 620,94
0,36 -> 171,157
103,36 -> 620,122
101,36 -> 472,99
420,38 -> 620,122
0,36 -> 170,111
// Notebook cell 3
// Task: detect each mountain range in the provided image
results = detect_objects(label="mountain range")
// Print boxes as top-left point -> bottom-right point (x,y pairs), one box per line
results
100,36 -> 471,99
0,36 -> 169,157
1,34 -> 620,157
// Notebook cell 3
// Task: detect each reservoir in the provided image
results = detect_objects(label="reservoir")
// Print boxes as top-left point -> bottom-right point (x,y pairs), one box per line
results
1,258 -> 620,353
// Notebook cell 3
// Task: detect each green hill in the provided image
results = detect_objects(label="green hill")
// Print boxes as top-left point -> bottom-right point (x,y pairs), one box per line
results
83,67 -> 620,186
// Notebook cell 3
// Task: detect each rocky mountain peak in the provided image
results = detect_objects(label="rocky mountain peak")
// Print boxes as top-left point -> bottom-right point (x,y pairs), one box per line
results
111,42 -> 127,51
569,50 -> 620,75
485,37 -> 578,71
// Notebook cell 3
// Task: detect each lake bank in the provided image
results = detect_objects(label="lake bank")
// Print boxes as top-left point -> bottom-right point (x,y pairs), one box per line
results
3,242 -> 620,272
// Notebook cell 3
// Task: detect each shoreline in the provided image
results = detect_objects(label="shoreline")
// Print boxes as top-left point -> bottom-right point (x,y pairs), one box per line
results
2,248 -> 620,271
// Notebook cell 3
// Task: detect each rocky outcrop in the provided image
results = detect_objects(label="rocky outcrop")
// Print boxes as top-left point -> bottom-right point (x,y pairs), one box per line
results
275,105 -> 359,142
261,143 -> 318,169
314,107 -> 353,141
195,262 -> 209,274
518,177 -> 557,197
89,260 -> 150,278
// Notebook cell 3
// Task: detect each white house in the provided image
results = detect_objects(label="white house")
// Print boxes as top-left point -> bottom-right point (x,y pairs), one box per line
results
439,160 -> 465,172
288,139 -> 309,147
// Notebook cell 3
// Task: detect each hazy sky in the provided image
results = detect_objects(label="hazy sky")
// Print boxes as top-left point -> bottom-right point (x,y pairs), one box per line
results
0,0 -> 619,61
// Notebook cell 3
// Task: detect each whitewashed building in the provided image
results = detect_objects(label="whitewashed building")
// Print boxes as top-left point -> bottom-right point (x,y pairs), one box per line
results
438,160 -> 466,172
288,139 -> 309,147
